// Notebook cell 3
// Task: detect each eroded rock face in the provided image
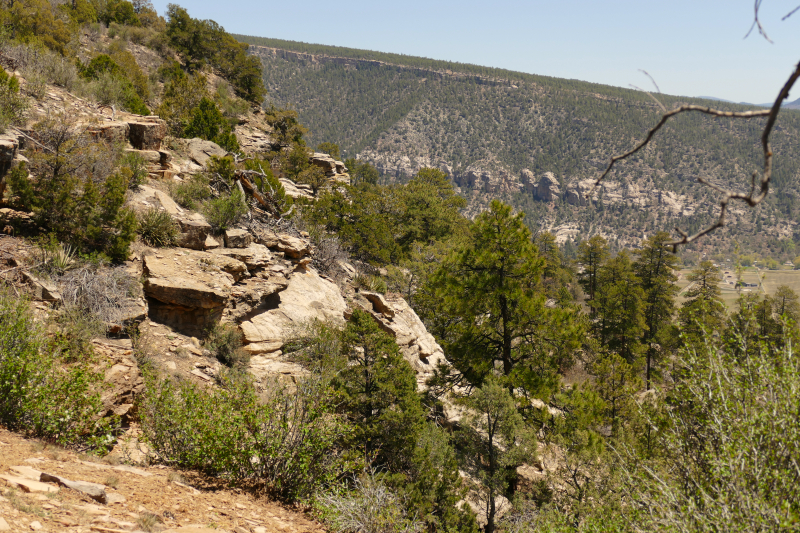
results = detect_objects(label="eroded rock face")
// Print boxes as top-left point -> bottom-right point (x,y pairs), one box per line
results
534,172 -> 561,202
239,268 -> 346,354
256,231 -> 311,259
127,118 -> 166,150
356,292 -> 448,389
210,244 -> 272,270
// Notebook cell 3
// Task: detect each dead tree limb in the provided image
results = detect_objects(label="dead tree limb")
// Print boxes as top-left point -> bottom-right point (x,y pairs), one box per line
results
594,60 -> 800,251
234,169 -> 289,220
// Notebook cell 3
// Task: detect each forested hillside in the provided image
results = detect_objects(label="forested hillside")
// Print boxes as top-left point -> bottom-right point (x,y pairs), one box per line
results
238,34 -> 800,259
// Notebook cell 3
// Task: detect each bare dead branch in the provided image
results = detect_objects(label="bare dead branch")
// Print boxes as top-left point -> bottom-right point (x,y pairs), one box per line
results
639,69 -> 662,94
745,0 -> 774,42
594,106 -> 770,187
783,5 -> 800,20
630,84 -> 667,112
595,59 -> 800,251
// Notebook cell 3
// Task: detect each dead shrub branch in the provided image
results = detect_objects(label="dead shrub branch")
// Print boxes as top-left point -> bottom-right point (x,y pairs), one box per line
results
595,60 -> 800,251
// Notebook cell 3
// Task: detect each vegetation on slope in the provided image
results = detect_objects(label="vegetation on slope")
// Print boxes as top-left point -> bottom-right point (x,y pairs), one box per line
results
239,34 -> 800,257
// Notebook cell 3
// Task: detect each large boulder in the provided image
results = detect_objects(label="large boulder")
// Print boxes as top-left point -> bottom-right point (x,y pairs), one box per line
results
309,152 -> 337,174
239,268 -> 346,354
357,292 -> 448,390
143,249 -> 246,308
256,231 -> 311,259
127,118 -> 166,150
85,122 -> 129,145
224,228 -> 252,248
533,172 -> 561,202
185,138 -> 227,167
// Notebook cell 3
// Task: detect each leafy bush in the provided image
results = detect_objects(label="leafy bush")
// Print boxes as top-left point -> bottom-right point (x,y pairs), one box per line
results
78,54 -> 150,115
203,188 -> 248,232
137,208 -> 178,248
0,287 -> 117,448
7,116 -> 138,261
183,97 -> 239,152
156,70 -> 209,135
120,150 -> 148,189
171,173 -> 211,210
0,68 -> 27,133
141,369 -> 351,502
205,322 -> 249,368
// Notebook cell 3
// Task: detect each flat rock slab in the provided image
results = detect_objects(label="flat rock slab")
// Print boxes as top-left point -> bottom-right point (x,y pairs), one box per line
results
0,474 -> 59,493
144,249 -> 247,308
210,244 -> 272,270
40,472 -> 108,504
10,465 -> 42,480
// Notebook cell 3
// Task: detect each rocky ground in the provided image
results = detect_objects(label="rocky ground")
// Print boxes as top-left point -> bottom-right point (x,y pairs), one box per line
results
0,427 -> 325,533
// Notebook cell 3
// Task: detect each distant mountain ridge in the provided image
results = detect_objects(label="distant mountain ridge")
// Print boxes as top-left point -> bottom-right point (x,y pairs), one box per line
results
697,95 -> 800,109
237,34 -> 800,255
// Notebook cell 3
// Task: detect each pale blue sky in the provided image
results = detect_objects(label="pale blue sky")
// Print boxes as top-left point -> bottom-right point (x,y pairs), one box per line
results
152,1 -> 800,103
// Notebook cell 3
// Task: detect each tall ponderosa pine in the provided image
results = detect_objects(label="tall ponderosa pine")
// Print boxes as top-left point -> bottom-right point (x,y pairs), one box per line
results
577,235 -> 610,316
633,232 -> 678,389
591,251 -> 646,363
679,260 -> 726,337
432,200 -> 581,398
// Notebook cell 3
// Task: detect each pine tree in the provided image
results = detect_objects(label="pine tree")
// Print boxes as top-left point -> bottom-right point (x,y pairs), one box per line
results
577,235 -> 610,315
432,200 -> 581,398
592,251 -> 646,363
633,232 -> 678,389
679,260 -> 726,337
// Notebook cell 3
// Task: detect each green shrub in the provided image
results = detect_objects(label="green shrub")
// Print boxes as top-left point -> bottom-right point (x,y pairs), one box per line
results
141,369 -> 351,502
243,159 -> 292,215
316,142 -> 340,160
171,173 -> 211,210
0,68 -> 27,133
98,0 -> 140,26
165,5 -> 265,103
296,165 -> 327,195
31,236 -> 77,277
120,151 -> 148,189
78,54 -> 150,115
203,188 -> 248,232
7,117 -> 138,261
183,97 -> 240,152
137,208 -> 178,248
0,287 -> 117,448
205,323 -> 249,368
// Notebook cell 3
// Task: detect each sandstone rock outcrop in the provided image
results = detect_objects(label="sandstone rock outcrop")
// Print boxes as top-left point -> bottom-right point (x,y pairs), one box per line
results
143,249 -> 248,334
255,231 -> 311,259
356,291 -> 448,389
533,172 -> 561,202
127,117 -> 167,150
239,268 -> 347,354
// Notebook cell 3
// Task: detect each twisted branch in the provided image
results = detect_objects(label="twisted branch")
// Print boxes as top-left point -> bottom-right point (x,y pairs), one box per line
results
594,60 -> 800,251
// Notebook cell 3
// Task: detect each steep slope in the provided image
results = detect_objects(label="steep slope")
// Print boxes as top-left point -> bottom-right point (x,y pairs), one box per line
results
239,35 -> 800,255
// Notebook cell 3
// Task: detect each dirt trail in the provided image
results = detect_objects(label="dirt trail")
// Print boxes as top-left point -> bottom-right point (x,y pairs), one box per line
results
0,428 -> 325,533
